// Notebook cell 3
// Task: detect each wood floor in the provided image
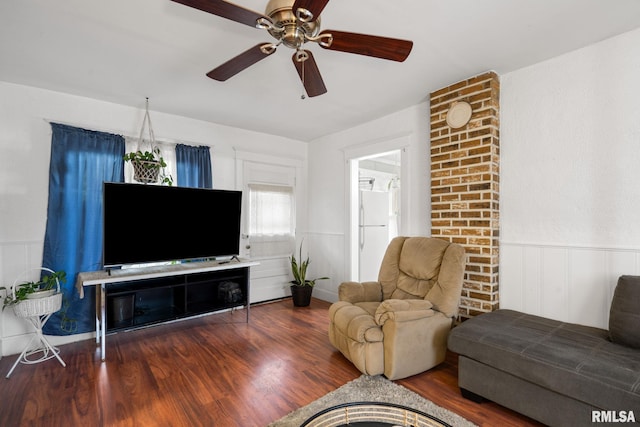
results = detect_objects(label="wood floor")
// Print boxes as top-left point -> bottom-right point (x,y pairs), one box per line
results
0,298 -> 543,426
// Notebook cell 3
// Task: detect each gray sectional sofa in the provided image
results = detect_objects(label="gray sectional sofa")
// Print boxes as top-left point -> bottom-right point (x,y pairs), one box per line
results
448,275 -> 640,426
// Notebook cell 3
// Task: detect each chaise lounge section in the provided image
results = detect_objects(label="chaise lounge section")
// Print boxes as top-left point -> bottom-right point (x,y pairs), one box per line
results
448,275 -> 640,426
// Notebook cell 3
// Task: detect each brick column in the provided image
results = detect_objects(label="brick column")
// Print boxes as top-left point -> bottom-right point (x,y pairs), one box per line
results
430,72 -> 500,319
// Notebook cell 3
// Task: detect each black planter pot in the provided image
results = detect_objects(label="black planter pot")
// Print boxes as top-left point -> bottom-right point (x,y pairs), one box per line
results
290,284 -> 313,307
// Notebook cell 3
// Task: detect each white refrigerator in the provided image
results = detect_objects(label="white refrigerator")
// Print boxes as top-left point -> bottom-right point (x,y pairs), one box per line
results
359,190 -> 390,282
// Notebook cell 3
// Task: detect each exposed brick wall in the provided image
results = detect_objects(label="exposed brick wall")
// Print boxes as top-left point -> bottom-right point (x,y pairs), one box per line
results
430,71 -> 500,319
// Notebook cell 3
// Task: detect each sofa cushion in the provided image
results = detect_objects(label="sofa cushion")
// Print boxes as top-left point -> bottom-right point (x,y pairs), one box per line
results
609,275 -> 640,348
448,309 -> 640,411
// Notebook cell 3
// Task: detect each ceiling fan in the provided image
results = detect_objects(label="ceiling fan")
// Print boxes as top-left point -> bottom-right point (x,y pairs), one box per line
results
171,0 -> 413,97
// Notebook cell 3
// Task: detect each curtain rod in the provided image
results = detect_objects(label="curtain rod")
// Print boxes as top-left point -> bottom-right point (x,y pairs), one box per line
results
41,118 -> 214,149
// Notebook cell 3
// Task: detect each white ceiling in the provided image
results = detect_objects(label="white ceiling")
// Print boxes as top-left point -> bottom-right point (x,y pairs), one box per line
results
1,0 -> 640,142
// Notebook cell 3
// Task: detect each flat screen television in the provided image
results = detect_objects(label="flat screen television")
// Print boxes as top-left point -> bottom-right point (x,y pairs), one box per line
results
103,182 -> 242,268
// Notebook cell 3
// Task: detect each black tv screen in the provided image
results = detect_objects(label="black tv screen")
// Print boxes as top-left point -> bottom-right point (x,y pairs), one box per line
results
103,182 -> 242,268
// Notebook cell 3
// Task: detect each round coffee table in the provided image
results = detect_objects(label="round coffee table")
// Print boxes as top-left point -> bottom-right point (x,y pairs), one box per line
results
301,401 -> 451,427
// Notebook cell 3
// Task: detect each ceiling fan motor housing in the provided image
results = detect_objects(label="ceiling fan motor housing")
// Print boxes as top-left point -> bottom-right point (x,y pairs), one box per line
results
265,0 -> 320,49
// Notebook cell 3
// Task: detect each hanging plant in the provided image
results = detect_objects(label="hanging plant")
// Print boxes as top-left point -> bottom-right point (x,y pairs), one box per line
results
123,98 -> 173,186
123,148 -> 173,185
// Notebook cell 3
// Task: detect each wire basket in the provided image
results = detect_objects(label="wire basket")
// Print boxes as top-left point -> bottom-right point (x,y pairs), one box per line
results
11,268 -> 63,318
132,159 -> 160,184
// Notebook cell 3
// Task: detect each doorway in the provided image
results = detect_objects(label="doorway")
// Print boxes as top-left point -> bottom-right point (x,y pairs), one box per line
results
353,150 -> 402,282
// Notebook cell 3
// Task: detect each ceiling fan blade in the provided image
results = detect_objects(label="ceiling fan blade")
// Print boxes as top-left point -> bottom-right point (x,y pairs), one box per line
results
171,0 -> 268,28
292,50 -> 327,98
207,44 -> 276,81
292,0 -> 330,21
318,30 -> 413,62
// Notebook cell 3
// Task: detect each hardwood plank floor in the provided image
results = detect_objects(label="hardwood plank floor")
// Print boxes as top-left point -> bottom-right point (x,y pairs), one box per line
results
0,298 -> 543,426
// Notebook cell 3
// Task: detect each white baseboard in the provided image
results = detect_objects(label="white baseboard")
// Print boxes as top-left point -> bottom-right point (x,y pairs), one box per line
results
2,331 -> 95,358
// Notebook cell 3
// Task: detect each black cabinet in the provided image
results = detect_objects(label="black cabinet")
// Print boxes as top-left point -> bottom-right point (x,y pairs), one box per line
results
104,267 -> 249,332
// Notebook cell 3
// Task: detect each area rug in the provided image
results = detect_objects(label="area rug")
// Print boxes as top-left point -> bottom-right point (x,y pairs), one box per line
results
267,375 -> 477,427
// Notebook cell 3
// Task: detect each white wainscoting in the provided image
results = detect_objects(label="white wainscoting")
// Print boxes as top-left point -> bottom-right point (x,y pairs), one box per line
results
304,231 -> 346,303
248,256 -> 292,303
500,241 -> 640,329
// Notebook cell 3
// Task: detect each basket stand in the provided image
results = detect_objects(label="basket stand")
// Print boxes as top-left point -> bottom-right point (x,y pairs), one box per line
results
6,268 -> 66,378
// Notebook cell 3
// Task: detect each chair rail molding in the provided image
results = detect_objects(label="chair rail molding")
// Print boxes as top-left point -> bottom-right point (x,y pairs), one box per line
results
500,240 -> 640,329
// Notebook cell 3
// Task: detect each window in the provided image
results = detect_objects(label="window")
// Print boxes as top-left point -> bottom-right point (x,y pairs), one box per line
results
247,183 -> 295,258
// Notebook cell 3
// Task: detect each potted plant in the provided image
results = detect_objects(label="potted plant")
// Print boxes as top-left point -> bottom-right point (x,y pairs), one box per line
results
2,269 -> 66,310
123,148 -> 173,185
289,241 -> 328,307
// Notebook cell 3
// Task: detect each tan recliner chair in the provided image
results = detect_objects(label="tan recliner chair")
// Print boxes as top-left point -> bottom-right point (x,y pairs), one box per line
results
329,236 -> 466,380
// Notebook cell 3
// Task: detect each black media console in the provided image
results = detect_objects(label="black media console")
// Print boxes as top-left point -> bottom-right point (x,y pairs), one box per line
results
105,268 -> 250,331
76,260 -> 259,360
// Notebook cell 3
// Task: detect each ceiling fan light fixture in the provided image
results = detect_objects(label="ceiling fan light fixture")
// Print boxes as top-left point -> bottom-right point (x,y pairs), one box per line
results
280,25 -> 306,49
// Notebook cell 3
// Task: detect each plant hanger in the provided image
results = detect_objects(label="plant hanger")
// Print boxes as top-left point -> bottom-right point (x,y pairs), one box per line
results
124,98 -> 173,185
137,97 -> 156,154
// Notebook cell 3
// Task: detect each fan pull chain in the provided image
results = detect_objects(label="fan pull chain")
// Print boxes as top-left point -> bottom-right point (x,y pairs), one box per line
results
295,49 -> 308,100
300,57 -> 306,100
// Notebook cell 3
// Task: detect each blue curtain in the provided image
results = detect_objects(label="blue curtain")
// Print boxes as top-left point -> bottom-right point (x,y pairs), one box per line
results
176,144 -> 213,188
42,123 -> 124,335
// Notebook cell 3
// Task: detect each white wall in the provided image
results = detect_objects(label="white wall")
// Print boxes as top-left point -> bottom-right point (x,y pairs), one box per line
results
0,81 -> 307,356
306,27 -> 640,329
306,103 -> 430,302
500,28 -> 640,328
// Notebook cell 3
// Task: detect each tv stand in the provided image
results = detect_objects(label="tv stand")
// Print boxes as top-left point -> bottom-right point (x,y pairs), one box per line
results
76,259 -> 258,360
